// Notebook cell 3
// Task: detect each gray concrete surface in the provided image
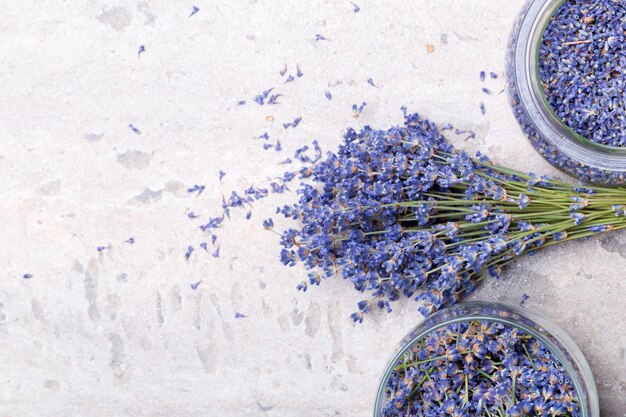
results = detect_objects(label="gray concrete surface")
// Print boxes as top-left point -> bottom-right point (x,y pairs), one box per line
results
0,1 -> 624,416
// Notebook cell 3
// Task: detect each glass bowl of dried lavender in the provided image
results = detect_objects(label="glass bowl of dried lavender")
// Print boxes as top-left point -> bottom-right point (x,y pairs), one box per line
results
508,0 -> 626,185
373,302 -> 599,417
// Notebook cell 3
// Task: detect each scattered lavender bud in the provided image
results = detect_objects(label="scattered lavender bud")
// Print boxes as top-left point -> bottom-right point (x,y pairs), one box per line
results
490,71 -> 498,79
187,212 -> 199,219
480,102 -> 486,115
246,211 -> 252,220
480,70 -> 486,81
123,237 -> 135,244
314,34 -> 328,41
351,2 -> 360,12
23,273 -> 33,279
212,246 -> 220,258
352,102 -> 367,118
199,216 -> 223,231
263,218 -> 274,230
200,242 -> 208,252
325,90 -> 332,100
296,64 -> 303,77
184,246 -> 194,260
253,88 -> 274,105
481,87 -> 492,95
219,170 -> 226,182
189,6 -> 199,17
137,45 -> 145,58
282,116 -> 302,129
367,78 -> 378,87
191,281 -> 202,290
267,94 -> 282,105
187,184 -> 205,196
283,75 -> 295,84
235,312 -> 247,319
96,246 -> 106,252
520,293 -> 530,306
128,124 -> 141,135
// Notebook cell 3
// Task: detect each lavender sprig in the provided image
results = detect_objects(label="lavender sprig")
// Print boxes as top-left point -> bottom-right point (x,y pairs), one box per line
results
274,110 -> 626,321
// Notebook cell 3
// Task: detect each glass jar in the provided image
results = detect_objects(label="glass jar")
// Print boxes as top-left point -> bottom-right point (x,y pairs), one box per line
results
373,301 -> 599,417
507,0 -> 626,185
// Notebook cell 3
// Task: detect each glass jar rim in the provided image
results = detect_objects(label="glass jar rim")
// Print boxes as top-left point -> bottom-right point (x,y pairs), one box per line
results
511,0 -> 626,173
372,301 -> 599,417
532,0 -> 626,153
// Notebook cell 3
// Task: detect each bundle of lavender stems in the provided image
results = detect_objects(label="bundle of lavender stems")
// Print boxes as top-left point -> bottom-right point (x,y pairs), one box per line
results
273,109 -> 626,321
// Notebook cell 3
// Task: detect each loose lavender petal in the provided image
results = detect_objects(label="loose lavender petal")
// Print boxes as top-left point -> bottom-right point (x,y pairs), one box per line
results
184,246 -> 194,260
128,124 -> 141,135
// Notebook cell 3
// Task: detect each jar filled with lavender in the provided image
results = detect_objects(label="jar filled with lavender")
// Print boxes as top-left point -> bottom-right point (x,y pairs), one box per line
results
508,0 -> 626,185
374,302 -> 599,417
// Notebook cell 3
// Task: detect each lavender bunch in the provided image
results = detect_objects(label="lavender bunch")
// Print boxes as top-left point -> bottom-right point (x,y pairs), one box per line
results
273,110 -> 626,321
383,320 -> 580,416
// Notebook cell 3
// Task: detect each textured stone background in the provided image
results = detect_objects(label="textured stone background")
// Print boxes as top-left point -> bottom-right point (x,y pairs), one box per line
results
0,1 -> 624,416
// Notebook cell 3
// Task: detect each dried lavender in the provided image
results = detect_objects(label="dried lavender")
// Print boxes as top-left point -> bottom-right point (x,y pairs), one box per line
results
539,0 -> 626,147
275,110 -> 626,320
382,320 -> 580,416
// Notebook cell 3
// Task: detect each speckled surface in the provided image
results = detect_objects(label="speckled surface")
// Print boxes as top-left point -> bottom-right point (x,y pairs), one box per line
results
0,1 -> 624,416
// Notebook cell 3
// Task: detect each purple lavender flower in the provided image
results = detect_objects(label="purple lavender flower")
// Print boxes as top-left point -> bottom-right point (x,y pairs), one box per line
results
282,116 -> 302,129
272,109 -> 626,322
187,184 -> 205,196
263,218 -> 274,230
367,78 -> 378,87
